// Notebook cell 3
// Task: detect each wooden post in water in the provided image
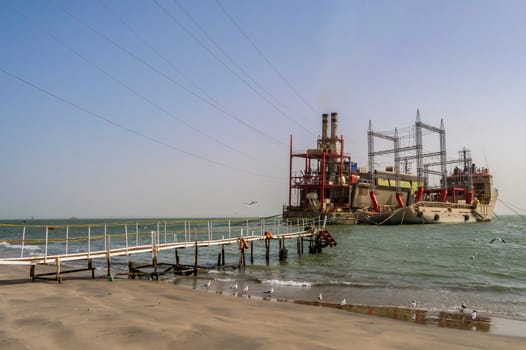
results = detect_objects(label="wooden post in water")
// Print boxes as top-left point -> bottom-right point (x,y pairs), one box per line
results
297,237 -> 301,256
239,238 -> 248,269
250,241 -> 254,265
194,241 -> 198,275
279,237 -> 288,261
265,238 -> 270,265
221,244 -> 225,266
175,248 -> 180,265
106,228 -> 111,278
151,231 -> 158,280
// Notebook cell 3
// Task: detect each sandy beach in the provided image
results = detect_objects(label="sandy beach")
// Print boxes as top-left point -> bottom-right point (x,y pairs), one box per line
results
0,266 -> 524,350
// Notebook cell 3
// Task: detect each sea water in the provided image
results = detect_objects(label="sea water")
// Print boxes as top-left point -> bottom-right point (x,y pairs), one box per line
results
1,216 -> 525,322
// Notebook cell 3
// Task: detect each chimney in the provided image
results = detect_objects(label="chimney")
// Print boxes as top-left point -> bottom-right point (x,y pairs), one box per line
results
330,112 -> 338,151
322,113 -> 329,143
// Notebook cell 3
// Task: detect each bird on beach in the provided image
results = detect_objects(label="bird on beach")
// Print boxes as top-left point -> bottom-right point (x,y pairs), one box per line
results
471,310 -> 477,320
411,300 -> 417,308
318,293 -> 323,301
340,298 -> 347,306
202,280 -> 211,288
264,287 -> 274,294
460,302 -> 468,312
231,282 -> 238,290
489,237 -> 506,244
243,285 -> 249,294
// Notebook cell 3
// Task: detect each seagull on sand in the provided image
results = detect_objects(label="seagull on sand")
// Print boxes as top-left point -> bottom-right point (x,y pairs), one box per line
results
460,302 -> 468,312
489,237 -> 506,244
243,285 -> 249,294
202,280 -> 211,288
318,293 -> 323,301
231,282 -> 238,290
411,300 -> 417,308
340,298 -> 347,306
264,287 -> 274,294
471,310 -> 477,320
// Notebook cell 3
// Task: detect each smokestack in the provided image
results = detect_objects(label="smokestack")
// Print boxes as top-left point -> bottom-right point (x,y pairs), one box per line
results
330,112 -> 338,151
322,113 -> 329,143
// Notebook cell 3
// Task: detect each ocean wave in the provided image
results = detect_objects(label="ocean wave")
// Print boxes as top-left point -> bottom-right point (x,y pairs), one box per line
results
0,241 -> 41,251
262,279 -> 312,288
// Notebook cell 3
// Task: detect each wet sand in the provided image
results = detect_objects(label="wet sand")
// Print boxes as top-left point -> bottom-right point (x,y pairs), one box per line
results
0,266 -> 525,350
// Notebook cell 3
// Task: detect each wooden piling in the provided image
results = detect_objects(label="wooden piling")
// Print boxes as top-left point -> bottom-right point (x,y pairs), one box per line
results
265,238 -> 270,265
297,237 -> 301,256
221,244 -> 225,266
152,256 -> 158,280
194,241 -> 198,275
250,241 -> 254,264
279,237 -> 288,261
175,249 -> 180,265
106,252 -> 111,278
55,257 -> 62,283
88,258 -> 94,279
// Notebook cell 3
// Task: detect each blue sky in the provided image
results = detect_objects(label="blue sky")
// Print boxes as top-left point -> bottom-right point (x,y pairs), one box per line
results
1,0 -> 525,219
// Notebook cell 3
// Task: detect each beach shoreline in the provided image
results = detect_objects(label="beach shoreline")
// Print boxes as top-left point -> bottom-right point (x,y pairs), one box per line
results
1,266 -> 525,350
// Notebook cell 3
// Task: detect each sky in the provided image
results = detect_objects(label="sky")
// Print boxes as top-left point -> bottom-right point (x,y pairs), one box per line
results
1,0 -> 525,219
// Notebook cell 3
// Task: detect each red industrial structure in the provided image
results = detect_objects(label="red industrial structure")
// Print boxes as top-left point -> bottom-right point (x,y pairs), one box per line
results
284,113 -> 356,219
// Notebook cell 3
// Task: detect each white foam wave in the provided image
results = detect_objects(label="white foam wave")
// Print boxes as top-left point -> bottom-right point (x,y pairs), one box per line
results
262,279 -> 312,288
0,241 -> 41,251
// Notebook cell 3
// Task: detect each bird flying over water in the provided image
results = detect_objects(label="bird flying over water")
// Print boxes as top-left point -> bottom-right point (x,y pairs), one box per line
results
489,237 -> 506,244
202,280 -> 211,288
244,201 -> 258,207
461,302 -> 468,312
264,287 -> 274,294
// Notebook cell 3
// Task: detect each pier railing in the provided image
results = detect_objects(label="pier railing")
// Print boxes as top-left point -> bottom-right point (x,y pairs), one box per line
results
0,217 -> 326,267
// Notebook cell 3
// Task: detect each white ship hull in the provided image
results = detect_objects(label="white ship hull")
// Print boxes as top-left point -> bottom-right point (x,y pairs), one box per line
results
357,196 -> 497,225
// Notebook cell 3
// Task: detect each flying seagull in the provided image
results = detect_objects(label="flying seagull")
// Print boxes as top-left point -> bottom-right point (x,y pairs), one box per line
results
230,282 -> 238,290
202,280 -> 211,288
264,287 -> 274,294
489,237 -> 506,244
244,201 -> 258,207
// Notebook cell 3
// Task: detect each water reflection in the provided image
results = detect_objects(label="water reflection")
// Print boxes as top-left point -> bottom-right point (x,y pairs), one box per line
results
294,301 -> 491,333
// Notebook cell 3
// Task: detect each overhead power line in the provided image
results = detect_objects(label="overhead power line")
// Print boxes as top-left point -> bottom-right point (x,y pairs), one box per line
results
171,0 -> 316,136
0,67 -> 283,180
215,0 -> 319,116
48,0 -> 286,147
8,3 -> 283,170
152,0 -> 313,136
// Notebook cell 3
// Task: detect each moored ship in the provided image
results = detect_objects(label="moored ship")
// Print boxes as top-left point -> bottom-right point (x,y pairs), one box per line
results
283,111 -> 497,224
